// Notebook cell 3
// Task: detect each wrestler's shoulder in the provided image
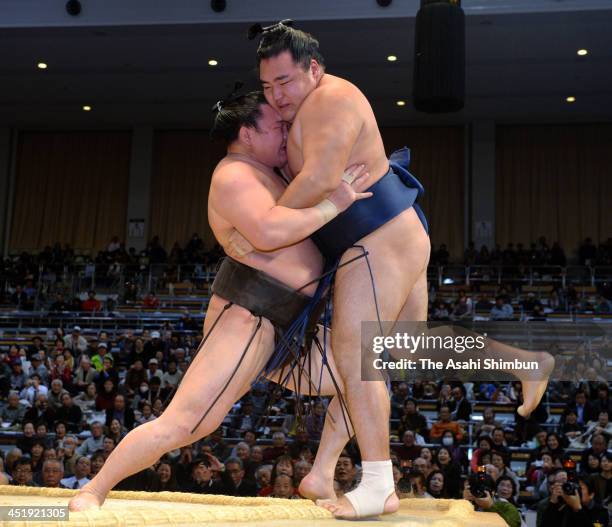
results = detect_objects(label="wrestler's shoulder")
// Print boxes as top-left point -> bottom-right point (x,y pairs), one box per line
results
298,77 -> 363,119
211,158 -> 264,192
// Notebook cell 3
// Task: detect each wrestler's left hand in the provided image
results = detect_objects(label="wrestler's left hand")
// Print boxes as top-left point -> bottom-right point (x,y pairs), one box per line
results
327,164 -> 373,213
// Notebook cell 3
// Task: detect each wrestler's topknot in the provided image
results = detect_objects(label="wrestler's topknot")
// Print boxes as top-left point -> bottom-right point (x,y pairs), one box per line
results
210,91 -> 267,144
254,21 -> 325,71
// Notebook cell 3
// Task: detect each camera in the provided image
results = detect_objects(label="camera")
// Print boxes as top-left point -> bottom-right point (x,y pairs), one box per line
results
561,459 -> 579,495
469,466 -> 495,498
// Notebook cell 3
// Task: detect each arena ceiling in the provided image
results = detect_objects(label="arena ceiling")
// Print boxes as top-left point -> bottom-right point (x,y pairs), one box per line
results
1,0 -> 612,127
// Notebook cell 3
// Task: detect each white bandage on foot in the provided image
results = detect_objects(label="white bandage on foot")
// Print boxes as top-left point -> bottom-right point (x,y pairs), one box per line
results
343,460 -> 395,518
314,198 -> 338,223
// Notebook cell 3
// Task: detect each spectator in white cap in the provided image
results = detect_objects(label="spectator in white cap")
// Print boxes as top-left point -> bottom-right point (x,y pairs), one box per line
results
64,326 -> 87,354
144,331 -> 164,364
147,358 -> 163,382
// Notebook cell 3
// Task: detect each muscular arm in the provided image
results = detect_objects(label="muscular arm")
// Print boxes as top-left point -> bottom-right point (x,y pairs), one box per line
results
212,163 -> 331,252
278,89 -> 362,208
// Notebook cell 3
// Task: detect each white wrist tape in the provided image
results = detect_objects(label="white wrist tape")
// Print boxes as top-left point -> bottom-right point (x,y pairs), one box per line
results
314,198 -> 338,223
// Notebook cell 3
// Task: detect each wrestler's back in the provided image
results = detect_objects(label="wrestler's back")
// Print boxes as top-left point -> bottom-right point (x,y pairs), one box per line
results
287,74 -> 389,185
208,157 -> 323,296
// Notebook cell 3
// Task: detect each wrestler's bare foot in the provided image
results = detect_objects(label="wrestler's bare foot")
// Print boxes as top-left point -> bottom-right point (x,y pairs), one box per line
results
317,491 -> 400,519
517,352 -> 555,418
68,487 -> 104,511
299,471 -> 336,501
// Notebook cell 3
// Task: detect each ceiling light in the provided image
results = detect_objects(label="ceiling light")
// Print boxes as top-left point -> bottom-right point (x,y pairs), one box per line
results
577,49 -> 588,56
387,55 -> 397,62
37,62 -> 48,69
566,96 -> 576,103
82,105 -> 92,111
396,100 -> 406,107
208,59 -> 218,66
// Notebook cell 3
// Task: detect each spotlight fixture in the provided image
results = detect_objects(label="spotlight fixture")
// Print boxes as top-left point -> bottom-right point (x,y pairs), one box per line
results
396,100 -> 406,106
37,62 -> 48,69
577,49 -> 588,56
82,105 -> 92,111
387,55 -> 398,62
566,96 -> 576,103
377,0 -> 393,6
211,0 -> 226,12
66,0 -> 82,16
208,59 -> 219,66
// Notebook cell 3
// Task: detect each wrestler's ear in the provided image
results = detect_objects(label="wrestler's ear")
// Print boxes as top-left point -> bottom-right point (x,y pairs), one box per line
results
309,58 -> 322,78
238,125 -> 252,147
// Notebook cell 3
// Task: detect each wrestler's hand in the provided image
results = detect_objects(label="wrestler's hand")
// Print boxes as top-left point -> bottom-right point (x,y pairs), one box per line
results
225,229 -> 255,258
327,164 -> 373,213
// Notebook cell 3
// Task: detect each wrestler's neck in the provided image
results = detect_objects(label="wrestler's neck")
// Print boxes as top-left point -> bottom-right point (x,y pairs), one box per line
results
226,145 -> 273,174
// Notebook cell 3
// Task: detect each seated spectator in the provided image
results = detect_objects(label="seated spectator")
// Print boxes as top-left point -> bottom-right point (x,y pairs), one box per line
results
592,451 -> 611,504
63,326 -> 87,355
581,433 -> 608,472
463,476 -> 521,527
561,408 -> 584,444
394,430 -> 422,463
470,436 -> 494,473
263,432 -> 288,462
439,430 -> 466,466
490,296 -> 514,320
95,379 -> 117,411
430,406 -> 464,443
495,475 -> 519,507
161,360 -> 181,390
82,290 -> 102,312
41,459 -> 64,488
218,457 -> 256,497
16,422 -> 36,455
491,450 -> 519,490
49,354 -> 72,389
541,473 -> 609,526
73,383 -> 97,412
107,418 -> 128,445
55,393 -> 83,433
527,452 -> 559,500
270,472 -> 299,499
293,459 -> 312,488
1,391 -> 26,425
135,402 -> 156,426
569,389 -> 598,427
433,447 -> 462,498
76,421 -> 104,457
47,379 -> 69,412
29,353 -> 49,384
90,451 -> 106,477
391,382 -> 410,420
9,359 -> 28,391
105,394 -> 135,431
449,385 -> 472,421
543,432 -> 565,458
59,455 -> 91,489
432,301 -> 450,321
156,458 -> 179,492
412,457 -> 432,480
592,383 -> 612,416
11,458 -> 37,487
19,374 -> 48,407
255,464 -> 273,493
491,427 -> 510,456
142,292 -> 160,309
397,398 -> 429,440
333,453 -> 358,495
200,428 -> 231,462
475,407 -> 501,437
407,470 -> 433,498
231,400 -> 256,435
425,469 -> 447,499
146,358 -> 164,382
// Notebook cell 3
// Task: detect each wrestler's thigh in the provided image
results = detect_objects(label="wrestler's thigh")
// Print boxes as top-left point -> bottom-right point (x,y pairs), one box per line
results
165,303 -> 275,437
392,267 -> 429,327
268,326 -> 345,396
331,210 -> 429,372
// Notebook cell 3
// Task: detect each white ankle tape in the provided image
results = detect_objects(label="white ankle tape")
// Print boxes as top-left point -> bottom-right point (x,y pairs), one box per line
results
343,459 -> 395,518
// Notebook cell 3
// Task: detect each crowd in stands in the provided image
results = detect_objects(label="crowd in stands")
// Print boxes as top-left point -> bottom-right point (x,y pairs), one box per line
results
0,321 -> 610,526
430,236 -> 612,268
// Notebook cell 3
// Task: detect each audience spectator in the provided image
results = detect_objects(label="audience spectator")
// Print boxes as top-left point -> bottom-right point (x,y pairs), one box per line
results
430,406 -> 464,443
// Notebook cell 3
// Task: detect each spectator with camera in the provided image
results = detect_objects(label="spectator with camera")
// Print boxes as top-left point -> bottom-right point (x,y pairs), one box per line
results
540,473 -> 609,527
462,470 -> 522,527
